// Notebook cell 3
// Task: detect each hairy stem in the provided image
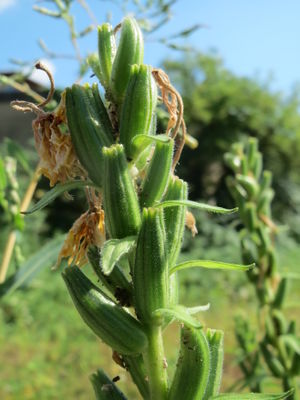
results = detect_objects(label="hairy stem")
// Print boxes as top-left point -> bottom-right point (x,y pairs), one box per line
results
144,325 -> 168,400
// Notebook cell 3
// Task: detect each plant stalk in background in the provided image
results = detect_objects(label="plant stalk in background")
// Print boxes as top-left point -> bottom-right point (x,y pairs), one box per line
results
225,138 -> 300,399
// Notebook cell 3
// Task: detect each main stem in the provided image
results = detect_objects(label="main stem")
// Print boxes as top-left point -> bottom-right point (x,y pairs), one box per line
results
144,325 -> 168,400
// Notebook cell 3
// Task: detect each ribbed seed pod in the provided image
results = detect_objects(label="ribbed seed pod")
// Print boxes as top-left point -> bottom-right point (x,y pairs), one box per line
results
98,23 -> 116,89
163,177 -> 188,314
66,84 -> 114,187
168,326 -> 210,400
119,64 -> 157,158
62,266 -> 147,355
139,139 -> 173,207
133,208 -> 168,324
110,17 -> 144,104
203,329 -> 224,399
260,341 -> 285,378
87,246 -> 133,307
102,144 -> 141,239
90,369 -> 127,400
273,278 -> 287,308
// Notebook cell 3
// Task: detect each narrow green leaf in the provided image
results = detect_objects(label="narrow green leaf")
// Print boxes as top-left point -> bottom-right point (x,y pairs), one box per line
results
152,305 -> 202,328
187,303 -> 210,314
23,180 -> 95,214
154,199 -> 238,214
101,236 -> 136,275
131,134 -> 170,159
0,235 -> 64,297
170,260 -> 254,275
211,389 -> 294,399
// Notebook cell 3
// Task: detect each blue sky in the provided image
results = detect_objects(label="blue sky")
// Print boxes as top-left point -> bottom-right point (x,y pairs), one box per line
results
1,0 -> 300,93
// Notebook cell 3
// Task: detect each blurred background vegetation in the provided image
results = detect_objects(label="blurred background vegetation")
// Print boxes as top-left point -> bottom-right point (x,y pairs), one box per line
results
0,1 -> 300,399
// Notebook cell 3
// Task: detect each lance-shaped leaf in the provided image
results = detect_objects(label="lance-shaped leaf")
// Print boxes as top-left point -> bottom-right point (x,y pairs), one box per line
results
211,389 -> 294,399
0,235 -> 65,297
152,305 -> 202,328
101,236 -> 136,275
90,369 -> 127,400
23,180 -> 95,214
131,133 -> 170,159
170,260 -> 254,275
154,199 -> 238,214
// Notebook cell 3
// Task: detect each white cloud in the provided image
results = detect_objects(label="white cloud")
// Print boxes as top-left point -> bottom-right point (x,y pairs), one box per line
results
0,0 -> 17,14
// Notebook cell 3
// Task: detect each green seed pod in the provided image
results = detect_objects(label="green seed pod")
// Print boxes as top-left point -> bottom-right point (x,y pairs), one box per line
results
119,64 -> 157,158
163,177 -> 188,319
90,369 -> 127,400
244,202 -> 258,232
257,188 -> 274,216
168,326 -> 210,400
102,144 -> 141,239
110,17 -> 144,104
291,353 -> 300,375
247,137 -> 259,171
203,329 -> 224,399
273,278 -> 287,309
87,246 -> 133,307
139,139 -> 173,207
236,174 -> 259,199
272,309 -> 288,336
66,84 -> 114,187
133,207 -> 168,324
62,266 -> 147,355
98,23 -> 116,89
260,341 -> 285,378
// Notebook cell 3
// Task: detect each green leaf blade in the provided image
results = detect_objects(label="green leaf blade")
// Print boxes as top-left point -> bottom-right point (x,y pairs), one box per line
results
101,236 -> 136,275
154,199 -> 238,214
170,260 -> 254,275
23,180 -> 96,214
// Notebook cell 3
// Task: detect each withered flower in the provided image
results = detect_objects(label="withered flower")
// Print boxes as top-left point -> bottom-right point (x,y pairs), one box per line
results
56,201 -> 105,268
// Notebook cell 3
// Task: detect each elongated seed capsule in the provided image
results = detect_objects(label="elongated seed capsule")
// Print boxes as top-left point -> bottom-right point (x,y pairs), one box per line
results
272,309 -> 288,336
90,369 -> 127,400
260,341 -> 285,378
62,266 -> 147,355
133,207 -> 168,324
203,329 -> 224,399
102,144 -> 141,239
66,84 -> 114,187
139,139 -> 173,207
236,174 -> 259,198
119,64 -> 157,157
163,177 -> 188,319
247,137 -> 259,171
98,23 -> 116,89
168,326 -> 210,400
273,278 -> 287,308
87,246 -> 133,307
110,17 -> 144,104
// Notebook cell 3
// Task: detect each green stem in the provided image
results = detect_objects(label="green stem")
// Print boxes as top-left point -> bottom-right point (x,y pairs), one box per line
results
144,325 -> 168,400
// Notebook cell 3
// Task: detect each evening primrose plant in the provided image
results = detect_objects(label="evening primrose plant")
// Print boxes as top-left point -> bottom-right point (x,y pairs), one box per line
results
225,138 -> 300,399
12,17 -> 294,400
